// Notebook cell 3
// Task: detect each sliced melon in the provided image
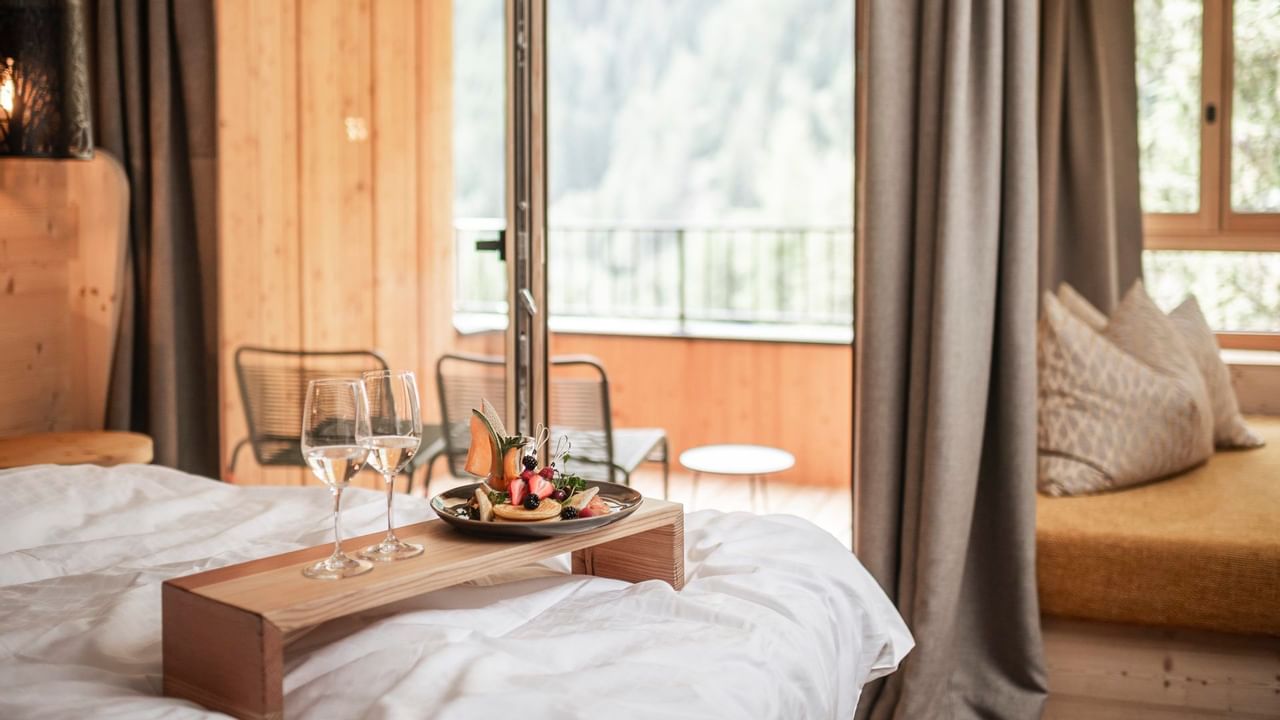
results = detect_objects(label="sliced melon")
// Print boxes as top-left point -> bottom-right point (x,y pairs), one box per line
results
502,445 -> 522,483
463,410 -> 500,478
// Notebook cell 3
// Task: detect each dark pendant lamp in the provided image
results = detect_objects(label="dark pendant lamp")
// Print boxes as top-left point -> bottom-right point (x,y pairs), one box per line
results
0,0 -> 93,158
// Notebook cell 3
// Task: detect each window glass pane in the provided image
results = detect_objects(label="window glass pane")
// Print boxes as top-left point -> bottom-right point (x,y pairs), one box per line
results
1231,0 -> 1280,212
1135,0 -> 1202,214
1144,250 -> 1280,332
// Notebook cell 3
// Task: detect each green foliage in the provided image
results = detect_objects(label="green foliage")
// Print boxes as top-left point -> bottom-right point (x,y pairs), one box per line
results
1230,0 -> 1280,211
1135,0 -> 1202,213
1145,251 -> 1280,331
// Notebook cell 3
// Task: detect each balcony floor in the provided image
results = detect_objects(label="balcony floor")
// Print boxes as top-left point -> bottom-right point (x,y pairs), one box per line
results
420,467 -> 852,550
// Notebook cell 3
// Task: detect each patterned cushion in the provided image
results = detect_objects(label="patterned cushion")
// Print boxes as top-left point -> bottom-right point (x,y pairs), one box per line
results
1167,297 -> 1265,448
1056,282 -> 1107,331
1037,290 -> 1214,496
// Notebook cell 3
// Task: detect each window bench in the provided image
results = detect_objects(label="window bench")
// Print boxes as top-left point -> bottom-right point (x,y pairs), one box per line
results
1036,415 -> 1280,637
1037,408 -> 1280,718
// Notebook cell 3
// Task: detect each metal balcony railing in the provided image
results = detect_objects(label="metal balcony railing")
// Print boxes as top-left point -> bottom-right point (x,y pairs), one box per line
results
454,218 -> 854,343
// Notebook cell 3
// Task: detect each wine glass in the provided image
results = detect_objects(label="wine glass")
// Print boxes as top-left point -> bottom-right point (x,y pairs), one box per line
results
300,378 -> 374,580
357,370 -> 424,561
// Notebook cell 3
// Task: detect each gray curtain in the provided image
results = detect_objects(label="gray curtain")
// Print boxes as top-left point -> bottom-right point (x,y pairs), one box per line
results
1039,0 -> 1144,313
853,0 -> 1046,718
93,0 -> 219,475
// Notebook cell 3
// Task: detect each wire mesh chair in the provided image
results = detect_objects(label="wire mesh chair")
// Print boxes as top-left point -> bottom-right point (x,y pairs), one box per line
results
435,352 -> 669,497
228,347 -> 444,487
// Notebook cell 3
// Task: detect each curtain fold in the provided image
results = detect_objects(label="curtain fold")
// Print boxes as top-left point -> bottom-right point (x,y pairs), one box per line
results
853,0 -> 1047,717
1038,0 -> 1144,313
93,0 -> 219,476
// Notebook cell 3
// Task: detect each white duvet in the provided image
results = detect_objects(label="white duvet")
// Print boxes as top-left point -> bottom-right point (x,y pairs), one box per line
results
0,465 -> 911,719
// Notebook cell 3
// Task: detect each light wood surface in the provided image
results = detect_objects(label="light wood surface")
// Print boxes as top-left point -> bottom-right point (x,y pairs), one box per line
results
1044,616 -> 1280,719
0,431 -> 153,468
215,0 -> 456,489
163,499 -> 684,719
1226,352 -> 1280,415
0,154 -> 130,436
452,331 -> 853,488
215,0 -> 304,487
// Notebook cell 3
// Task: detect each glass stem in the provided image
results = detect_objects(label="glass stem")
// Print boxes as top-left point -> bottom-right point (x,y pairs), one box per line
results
330,487 -> 344,560
384,472 -> 397,542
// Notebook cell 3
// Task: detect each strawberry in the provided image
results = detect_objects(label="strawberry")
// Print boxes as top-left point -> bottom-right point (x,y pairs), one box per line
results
509,478 -> 528,507
539,466 -> 555,479
520,469 -> 536,482
531,476 -> 555,500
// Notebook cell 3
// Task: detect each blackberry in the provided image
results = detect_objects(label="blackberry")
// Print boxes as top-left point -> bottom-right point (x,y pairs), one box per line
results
522,494 -> 541,510
560,506 -> 579,520
522,455 -> 538,471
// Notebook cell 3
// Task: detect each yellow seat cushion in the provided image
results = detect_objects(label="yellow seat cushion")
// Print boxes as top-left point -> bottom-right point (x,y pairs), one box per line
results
1036,416 -> 1280,636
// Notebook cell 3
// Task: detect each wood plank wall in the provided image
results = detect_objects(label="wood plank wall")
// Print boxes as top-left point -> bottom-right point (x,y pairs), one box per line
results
0,155 -> 130,436
216,0 -> 453,487
217,0 -> 852,490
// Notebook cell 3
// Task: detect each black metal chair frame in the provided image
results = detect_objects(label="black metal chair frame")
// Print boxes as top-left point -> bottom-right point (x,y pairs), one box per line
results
228,346 -> 445,489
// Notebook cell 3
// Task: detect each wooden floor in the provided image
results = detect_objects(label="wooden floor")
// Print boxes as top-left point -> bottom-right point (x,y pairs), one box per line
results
417,465 -> 854,550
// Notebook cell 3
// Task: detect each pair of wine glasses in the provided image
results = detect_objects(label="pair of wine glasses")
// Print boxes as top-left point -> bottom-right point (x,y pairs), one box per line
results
301,370 -> 423,580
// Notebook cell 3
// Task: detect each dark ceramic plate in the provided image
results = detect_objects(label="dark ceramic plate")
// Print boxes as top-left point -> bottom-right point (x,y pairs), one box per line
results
430,481 -> 643,539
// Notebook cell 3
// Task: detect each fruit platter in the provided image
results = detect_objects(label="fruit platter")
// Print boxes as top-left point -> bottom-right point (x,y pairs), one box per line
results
430,400 -> 643,538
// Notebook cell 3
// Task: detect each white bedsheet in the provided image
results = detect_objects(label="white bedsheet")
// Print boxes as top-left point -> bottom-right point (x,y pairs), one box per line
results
0,465 -> 911,719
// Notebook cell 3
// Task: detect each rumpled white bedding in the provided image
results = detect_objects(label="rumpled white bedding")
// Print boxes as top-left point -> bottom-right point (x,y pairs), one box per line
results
0,464 -> 911,719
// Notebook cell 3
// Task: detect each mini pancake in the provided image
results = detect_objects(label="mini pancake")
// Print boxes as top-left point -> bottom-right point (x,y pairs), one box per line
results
491,498 -> 562,522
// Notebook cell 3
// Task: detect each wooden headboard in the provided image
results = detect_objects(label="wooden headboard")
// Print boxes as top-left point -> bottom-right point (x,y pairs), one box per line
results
0,154 -> 130,435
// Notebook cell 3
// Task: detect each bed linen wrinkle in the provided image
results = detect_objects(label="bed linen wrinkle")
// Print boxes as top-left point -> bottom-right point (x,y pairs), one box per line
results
0,465 -> 910,719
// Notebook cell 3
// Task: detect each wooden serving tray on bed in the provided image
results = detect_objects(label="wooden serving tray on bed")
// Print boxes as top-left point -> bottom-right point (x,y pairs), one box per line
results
162,497 -> 684,720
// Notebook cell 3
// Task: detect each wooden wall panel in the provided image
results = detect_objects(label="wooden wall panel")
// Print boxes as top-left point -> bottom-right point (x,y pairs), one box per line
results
372,0 -> 422,376
0,155 -> 129,438
299,0 -> 375,353
216,0 -> 304,485
416,0 -> 455,425
217,0 -> 455,486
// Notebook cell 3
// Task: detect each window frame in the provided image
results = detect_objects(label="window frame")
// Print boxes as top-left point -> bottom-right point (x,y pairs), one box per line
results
1142,0 -> 1280,350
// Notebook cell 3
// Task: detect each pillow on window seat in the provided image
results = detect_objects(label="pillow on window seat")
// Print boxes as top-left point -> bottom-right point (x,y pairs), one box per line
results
1055,282 -> 1265,449
1037,287 -> 1214,496
1167,296 -> 1265,448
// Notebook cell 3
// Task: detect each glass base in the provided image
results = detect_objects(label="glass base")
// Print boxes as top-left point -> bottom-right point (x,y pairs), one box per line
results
302,552 -> 374,580
358,537 -> 424,562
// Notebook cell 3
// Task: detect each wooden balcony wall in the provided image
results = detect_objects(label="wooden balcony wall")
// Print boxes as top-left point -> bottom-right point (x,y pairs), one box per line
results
215,0 -> 852,490
549,334 -> 851,488
450,332 -> 851,489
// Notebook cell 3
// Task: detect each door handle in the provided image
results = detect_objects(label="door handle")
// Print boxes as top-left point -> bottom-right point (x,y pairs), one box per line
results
475,229 -> 506,261
518,288 -> 538,316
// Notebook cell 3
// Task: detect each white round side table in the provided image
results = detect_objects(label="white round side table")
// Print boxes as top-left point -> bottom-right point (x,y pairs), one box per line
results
678,444 -> 795,511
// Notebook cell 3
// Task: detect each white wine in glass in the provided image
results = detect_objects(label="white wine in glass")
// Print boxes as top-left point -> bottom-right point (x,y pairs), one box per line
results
300,378 -> 374,580
357,370 -> 424,561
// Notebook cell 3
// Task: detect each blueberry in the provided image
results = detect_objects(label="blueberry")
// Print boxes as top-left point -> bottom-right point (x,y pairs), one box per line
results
522,455 -> 537,470
523,494 -> 541,510
560,506 -> 579,520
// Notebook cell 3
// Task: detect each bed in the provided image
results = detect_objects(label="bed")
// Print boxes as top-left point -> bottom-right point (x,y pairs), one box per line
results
0,465 -> 911,719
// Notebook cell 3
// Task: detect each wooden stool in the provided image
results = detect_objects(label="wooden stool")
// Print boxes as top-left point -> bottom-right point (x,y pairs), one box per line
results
0,431 -> 154,468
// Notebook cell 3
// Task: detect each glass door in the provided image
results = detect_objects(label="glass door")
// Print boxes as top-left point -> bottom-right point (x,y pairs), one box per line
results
451,0 -> 548,437
541,0 -> 856,545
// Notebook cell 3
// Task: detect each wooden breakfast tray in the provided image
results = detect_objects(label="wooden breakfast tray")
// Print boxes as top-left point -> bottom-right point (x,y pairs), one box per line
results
162,497 -> 684,720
